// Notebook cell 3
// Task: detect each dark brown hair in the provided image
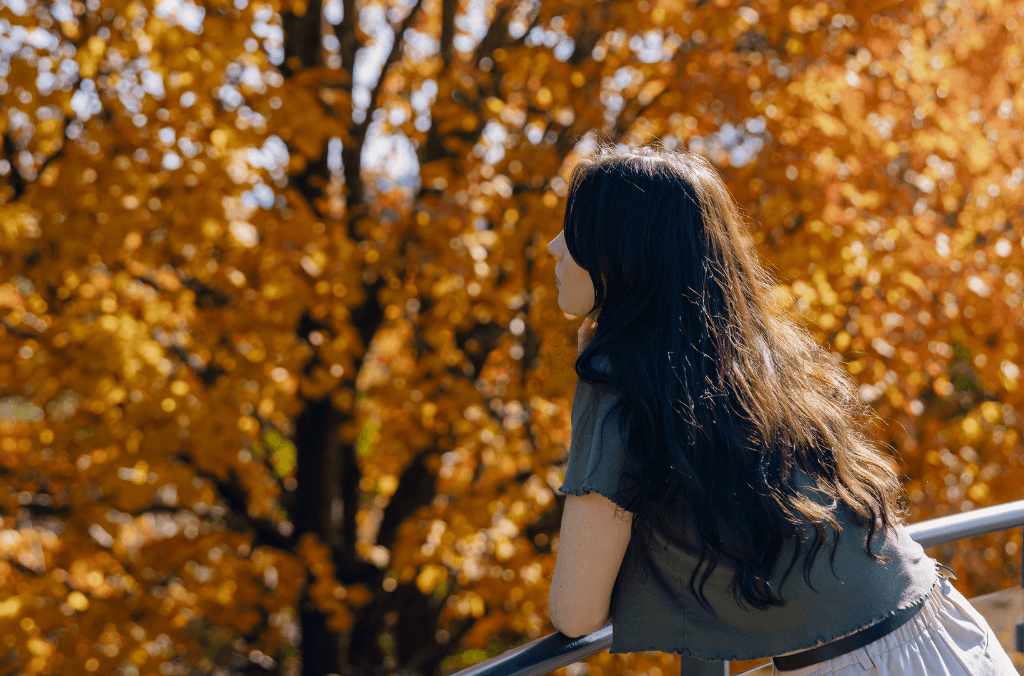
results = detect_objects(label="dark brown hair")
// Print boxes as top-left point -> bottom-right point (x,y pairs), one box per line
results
564,141 -> 908,614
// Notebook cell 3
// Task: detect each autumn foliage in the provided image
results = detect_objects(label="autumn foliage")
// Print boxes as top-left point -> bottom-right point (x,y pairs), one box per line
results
1,0 -> 1023,673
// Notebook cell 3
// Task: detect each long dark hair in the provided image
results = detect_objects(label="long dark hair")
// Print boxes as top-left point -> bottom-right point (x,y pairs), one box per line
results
563,142 -> 908,615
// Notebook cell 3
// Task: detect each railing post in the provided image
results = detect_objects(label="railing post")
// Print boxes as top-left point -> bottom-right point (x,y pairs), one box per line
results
1017,525 -> 1024,655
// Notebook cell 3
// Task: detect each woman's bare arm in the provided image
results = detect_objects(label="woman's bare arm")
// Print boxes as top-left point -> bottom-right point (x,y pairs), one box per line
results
548,491 -> 634,637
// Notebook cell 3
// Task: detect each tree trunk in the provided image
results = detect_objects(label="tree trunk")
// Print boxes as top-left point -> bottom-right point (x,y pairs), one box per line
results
294,396 -> 347,675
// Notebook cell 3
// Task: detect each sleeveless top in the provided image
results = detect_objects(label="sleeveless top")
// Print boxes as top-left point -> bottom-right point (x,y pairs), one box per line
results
558,367 -> 939,673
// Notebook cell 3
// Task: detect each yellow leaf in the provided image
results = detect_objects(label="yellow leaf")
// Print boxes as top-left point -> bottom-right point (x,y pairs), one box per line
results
67,591 -> 89,611
77,36 -> 106,79
0,597 -> 22,618
415,564 -> 447,595
961,417 -> 982,440
26,638 -> 53,657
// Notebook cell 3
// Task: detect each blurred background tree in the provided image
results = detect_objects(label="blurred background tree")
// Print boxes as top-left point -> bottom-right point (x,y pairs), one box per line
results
0,0 -> 1022,673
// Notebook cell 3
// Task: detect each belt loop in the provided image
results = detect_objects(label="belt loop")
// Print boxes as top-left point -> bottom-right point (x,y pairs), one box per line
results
854,647 -> 875,672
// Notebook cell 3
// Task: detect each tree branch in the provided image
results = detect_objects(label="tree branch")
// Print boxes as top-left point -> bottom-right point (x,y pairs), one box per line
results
0,317 -> 41,340
370,0 -> 424,119
2,132 -> 27,201
174,457 -> 294,551
334,0 -> 360,74
376,447 -> 438,550
281,0 -> 325,76
472,2 -> 514,66
438,0 -> 458,66
420,3 -> 539,169
340,0 -> 425,213
614,79 -> 674,140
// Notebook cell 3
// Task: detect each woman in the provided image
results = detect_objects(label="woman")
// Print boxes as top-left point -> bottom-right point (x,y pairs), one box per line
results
545,143 -> 1017,675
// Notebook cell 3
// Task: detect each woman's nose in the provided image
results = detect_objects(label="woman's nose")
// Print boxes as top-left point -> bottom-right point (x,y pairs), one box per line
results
550,231 -> 566,256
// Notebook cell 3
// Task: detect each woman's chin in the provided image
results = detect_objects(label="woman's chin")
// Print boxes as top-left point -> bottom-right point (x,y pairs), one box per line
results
556,299 -> 585,318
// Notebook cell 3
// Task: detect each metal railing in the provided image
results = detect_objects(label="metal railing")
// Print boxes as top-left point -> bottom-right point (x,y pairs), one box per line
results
454,499 -> 1024,676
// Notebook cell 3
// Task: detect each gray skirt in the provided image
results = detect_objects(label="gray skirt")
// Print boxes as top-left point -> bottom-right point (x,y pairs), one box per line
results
772,576 -> 1019,675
